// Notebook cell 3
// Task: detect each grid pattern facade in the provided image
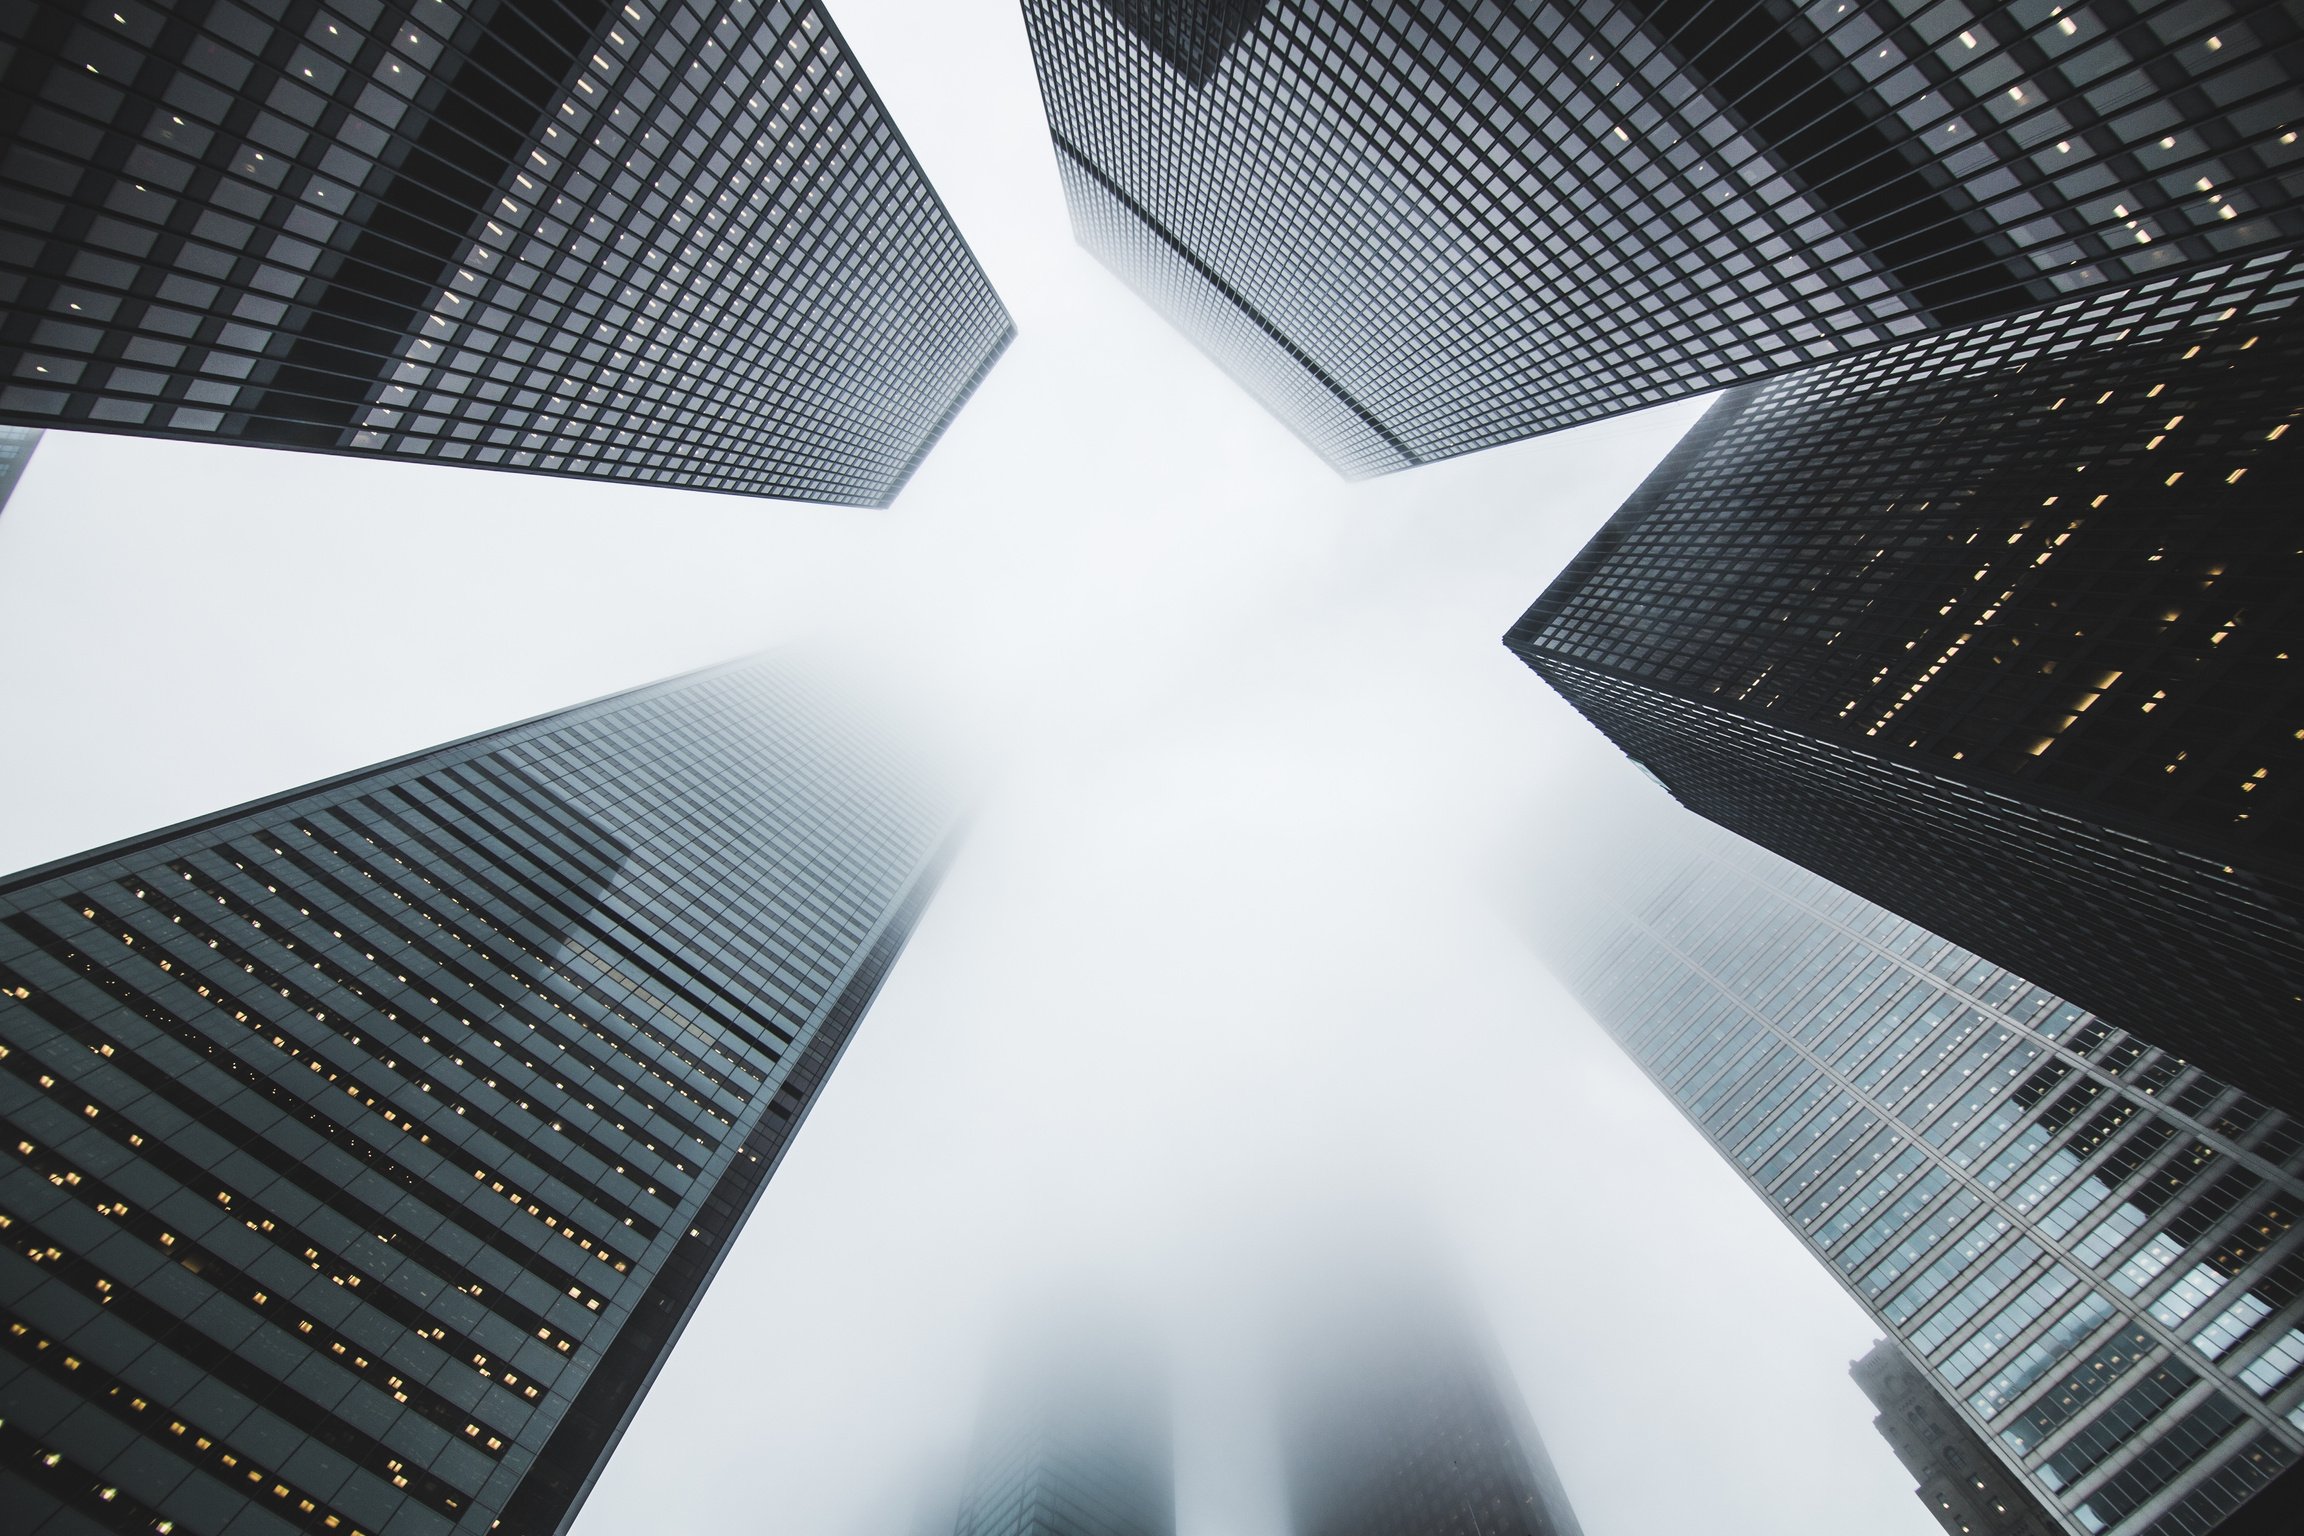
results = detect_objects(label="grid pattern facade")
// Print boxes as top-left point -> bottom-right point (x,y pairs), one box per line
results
0,655 -> 954,1536
0,423 -> 39,512
1278,1281 -> 1583,1536
1533,822 -> 2304,1535
1019,0 -> 2304,476
1506,248 -> 2304,1112
946,1351 -> 1173,1536
0,0 -> 1013,506
1855,1336 -> 2068,1536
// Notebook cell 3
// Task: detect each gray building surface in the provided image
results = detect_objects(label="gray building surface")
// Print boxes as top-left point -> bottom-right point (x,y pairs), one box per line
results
0,424 -> 39,512
1275,1258 -> 1583,1536
1019,0 -> 2302,475
946,1324 -> 1173,1536
0,654 -> 955,1536
1528,807 -> 2304,1535
1856,1336 -> 2067,1536
1,1 -> 1011,505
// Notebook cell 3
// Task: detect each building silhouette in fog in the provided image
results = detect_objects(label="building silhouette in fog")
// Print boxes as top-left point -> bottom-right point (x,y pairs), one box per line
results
1854,1337 -> 2064,1536
0,654 -> 953,1536
1018,0 -> 2303,474
1276,1259 -> 1582,1536
1508,250 -> 2304,1112
0,425 -> 39,513
1528,807 -> 2304,1535
947,1320 -> 1173,1536
0,2 -> 1010,505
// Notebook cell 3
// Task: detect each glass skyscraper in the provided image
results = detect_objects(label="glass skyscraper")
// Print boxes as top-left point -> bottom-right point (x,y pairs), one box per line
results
945,1326 -> 1173,1536
0,654 -> 955,1536
1507,247 -> 2302,1112
1854,1336 -> 2067,1536
0,425 -> 41,513
1275,1259 -> 1583,1536
1018,0 -> 2301,475
0,1 -> 1012,505
1528,809 -> 2304,1536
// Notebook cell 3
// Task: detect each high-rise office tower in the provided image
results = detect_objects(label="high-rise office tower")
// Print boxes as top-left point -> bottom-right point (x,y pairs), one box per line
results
1018,0 -> 2302,475
1275,1259 -> 1583,1536
0,424 -> 41,513
946,1324 -> 1173,1536
1855,1337 -> 2067,1536
1528,807 -> 2304,1536
1506,248 -> 2303,1111
0,655 -> 955,1536
0,2 -> 1011,505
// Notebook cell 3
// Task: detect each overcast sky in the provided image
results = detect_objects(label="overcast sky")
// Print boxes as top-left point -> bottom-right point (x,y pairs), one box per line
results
0,3 -> 1943,1533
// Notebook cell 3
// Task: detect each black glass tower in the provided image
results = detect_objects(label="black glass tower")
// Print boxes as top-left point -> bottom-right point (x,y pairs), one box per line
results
1276,1263 -> 1583,1536
0,1 -> 1012,505
1019,0 -> 2303,475
0,655 -> 955,1536
1506,247 -> 2303,1112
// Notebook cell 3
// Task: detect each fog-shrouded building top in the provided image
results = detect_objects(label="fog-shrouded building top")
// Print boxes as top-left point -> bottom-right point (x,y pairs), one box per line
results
1507,246 -> 2303,1111
946,1320 -> 1174,1536
1528,806 -> 2304,1536
1855,1336 -> 2068,1536
1275,1257 -> 1583,1536
0,654 -> 957,1536
0,1 -> 1012,505
0,425 -> 40,513
1019,0 -> 2303,476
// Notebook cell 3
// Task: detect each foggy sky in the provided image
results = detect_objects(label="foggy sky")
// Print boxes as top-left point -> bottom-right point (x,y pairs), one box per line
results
0,2 -> 1942,1532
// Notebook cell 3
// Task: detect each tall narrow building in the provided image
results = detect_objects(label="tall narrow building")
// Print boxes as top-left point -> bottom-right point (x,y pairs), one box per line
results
0,2 -> 1012,505
1275,1257 -> 1583,1536
0,655 -> 955,1536
946,1323 -> 1173,1536
1527,805 -> 2304,1536
1854,1337 -> 2066,1536
0,424 -> 40,514
1506,248 -> 2303,1110
1018,0 -> 2302,475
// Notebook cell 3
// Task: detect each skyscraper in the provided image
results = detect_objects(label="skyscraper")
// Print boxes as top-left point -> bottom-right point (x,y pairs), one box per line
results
1018,0 -> 2303,475
1528,806 -> 2304,1536
0,425 -> 39,514
0,654 -> 955,1536
0,1 -> 1012,505
946,1322 -> 1173,1536
1854,1337 -> 2066,1536
1275,1258 -> 1583,1536
1506,247 -> 2303,1111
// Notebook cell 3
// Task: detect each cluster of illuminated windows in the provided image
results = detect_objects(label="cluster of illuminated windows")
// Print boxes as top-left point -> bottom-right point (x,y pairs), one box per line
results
1540,824 -> 2304,1534
0,656 -> 951,1536
1507,242 -> 2302,1109
0,1 -> 1010,504
1020,0 -> 2302,473
1514,246 -> 2300,833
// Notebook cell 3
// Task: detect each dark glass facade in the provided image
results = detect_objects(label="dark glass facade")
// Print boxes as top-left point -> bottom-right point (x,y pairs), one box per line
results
1019,0 -> 2303,475
945,1332 -> 1172,1536
0,423 -> 39,512
1854,1336 -> 2067,1536
1506,248 -> 2303,1111
1529,814 -> 2304,1535
0,1 -> 1012,506
1276,1267 -> 1583,1536
0,654 -> 955,1536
